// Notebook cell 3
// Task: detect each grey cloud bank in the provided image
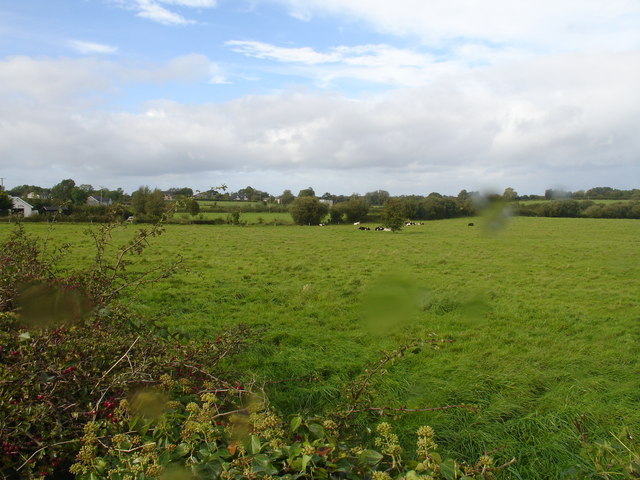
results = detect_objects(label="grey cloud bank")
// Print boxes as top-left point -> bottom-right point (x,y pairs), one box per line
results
1,47 -> 639,195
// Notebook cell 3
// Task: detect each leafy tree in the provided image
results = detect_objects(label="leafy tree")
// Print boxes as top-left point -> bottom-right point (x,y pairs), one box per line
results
166,187 -> 193,198
343,197 -> 369,223
329,205 -> 345,223
279,189 -> 295,205
289,196 -> 328,225
382,198 -> 406,231
146,189 -> 167,218
364,190 -> 390,206
503,187 -> 517,201
78,184 -> 94,193
0,190 -> 12,213
297,187 -> 316,198
51,179 -> 76,202
131,186 -> 151,215
130,186 -> 167,218
70,187 -> 89,205
105,188 -> 127,203
187,198 -> 200,216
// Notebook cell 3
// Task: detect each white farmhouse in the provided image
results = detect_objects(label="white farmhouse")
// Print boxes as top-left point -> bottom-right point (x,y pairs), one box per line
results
10,196 -> 38,217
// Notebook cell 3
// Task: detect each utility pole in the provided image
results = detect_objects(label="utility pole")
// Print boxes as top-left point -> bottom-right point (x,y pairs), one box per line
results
0,178 -> 5,191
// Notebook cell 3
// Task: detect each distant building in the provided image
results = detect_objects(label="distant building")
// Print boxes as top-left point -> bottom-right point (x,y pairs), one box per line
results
87,195 -> 113,206
319,199 -> 334,207
9,196 -> 38,217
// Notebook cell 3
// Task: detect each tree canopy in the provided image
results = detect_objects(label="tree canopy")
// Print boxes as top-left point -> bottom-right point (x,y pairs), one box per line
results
289,196 -> 328,225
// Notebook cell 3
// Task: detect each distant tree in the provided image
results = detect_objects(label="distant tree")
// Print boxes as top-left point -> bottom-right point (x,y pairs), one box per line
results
187,198 -> 200,216
289,196 -> 328,225
0,190 -> 12,213
329,205 -> 345,223
343,197 -> 369,223
382,198 -> 406,231
168,187 -> 194,198
279,190 -> 295,205
131,186 -> 151,215
502,187 -> 517,202
364,190 -> 390,206
105,188 -> 127,203
320,192 -> 332,199
51,179 -> 76,202
130,186 -> 167,218
146,189 -> 167,218
297,187 -> 316,198
457,189 -> 470,201
78,184 -> 94,193
70,187 -> 89,205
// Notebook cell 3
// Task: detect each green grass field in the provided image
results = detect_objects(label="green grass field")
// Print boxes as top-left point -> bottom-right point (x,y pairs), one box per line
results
2,217 -> 639,478
175,211 -> 294,224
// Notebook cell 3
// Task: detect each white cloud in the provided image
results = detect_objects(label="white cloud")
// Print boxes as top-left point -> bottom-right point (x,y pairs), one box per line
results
267,0 -> 640,52
227,40 -> 340,64
135,0 -> 193,25
0,54 -> 225,102
1,51 -> 638,194
68,40 -> 118,55
159,0 -> 217,6
113,0 -> 218,25
227,41 -> 450,87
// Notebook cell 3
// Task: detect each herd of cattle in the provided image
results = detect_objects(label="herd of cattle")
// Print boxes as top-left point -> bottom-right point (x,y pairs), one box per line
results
318,221 -> 475,229
354,221 -> 424,231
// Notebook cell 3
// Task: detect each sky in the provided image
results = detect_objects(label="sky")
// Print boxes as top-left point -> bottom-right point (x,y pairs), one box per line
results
1,0 -> 639,196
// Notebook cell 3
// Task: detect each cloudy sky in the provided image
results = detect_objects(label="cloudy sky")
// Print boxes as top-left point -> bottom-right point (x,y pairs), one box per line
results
1,0 -> 639,196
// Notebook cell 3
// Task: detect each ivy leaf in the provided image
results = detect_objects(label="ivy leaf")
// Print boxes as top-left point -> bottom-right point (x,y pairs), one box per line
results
358,449 -> 384,465
250,435 -> 262,455
301,454 -> 312,471
308,422 -> 325,439
252,454 -> 278,475
290,415 -> 302,432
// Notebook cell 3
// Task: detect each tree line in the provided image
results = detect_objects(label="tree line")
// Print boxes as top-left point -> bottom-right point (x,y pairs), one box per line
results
2,179 -> 640,224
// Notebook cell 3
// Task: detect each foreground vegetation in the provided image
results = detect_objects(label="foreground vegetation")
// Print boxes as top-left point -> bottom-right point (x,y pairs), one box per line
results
1,216 -> 639,478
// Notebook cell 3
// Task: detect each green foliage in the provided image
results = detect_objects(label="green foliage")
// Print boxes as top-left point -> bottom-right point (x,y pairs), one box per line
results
342,197 -> 370,223
382,198 -> 406,231
187,198 -> 200,216
71,401 -> 501,480
297,187 -> 316,198
279,189 -> 295,205
0,190 -> 12,212
0,221 -> 250,479
131,187 -> 168,219
51,179 -> 76,202
2,218 -> 640,479
289,196 -> 328,225
513,200 -> 640,219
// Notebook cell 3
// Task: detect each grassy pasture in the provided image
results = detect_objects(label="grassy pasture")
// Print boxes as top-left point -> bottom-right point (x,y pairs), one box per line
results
175,211 -> 294,224
2,217 -> 639,478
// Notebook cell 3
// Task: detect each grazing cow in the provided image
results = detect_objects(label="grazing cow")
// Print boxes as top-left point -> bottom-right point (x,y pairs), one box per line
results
383,228 -> 392,231
358,226 -> 370,230
353,222 -> 360,225
319,223 -> 326,226
375,226 -> 384,231
468,222 -> 474,227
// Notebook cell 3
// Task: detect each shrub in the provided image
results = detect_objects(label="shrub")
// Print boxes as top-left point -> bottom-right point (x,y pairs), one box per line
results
289,197 -> 328,226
